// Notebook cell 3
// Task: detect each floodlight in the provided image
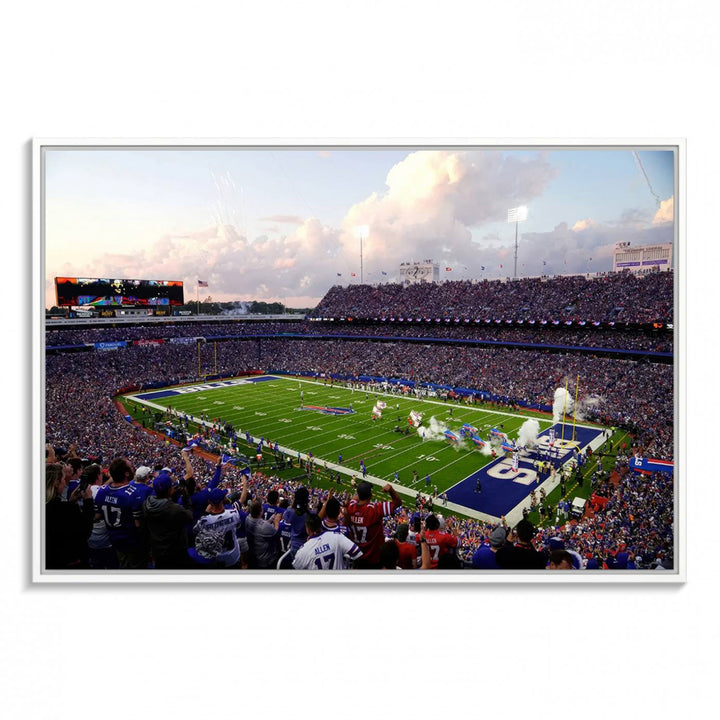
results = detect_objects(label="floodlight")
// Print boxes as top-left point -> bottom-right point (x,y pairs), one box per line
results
507,206 -> 528,223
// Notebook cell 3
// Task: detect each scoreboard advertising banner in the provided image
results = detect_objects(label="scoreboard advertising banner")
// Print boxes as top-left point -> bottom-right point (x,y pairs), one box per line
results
55,277 -> 184,307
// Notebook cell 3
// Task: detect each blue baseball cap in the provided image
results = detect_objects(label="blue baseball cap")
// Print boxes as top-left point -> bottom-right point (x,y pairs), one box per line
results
153,472 -> 173,494
208,487 -> 228,506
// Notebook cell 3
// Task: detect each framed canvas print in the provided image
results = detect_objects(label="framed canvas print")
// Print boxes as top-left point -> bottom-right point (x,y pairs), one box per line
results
32,139 -> 684,583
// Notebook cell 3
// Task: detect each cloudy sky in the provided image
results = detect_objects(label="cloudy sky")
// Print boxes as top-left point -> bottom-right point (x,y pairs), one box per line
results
44,145 -> 675,309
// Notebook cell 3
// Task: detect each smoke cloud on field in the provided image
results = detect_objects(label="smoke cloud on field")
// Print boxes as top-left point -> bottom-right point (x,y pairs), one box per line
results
553,387 -> 575,424
418,416 -> 448,442
517,418 -> 541,448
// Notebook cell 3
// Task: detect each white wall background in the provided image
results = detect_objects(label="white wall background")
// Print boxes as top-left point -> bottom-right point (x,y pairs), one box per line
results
4,1 -> 714,717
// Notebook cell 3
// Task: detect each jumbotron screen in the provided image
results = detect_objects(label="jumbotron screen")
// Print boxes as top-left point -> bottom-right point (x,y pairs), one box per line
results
55,277 -> 184,307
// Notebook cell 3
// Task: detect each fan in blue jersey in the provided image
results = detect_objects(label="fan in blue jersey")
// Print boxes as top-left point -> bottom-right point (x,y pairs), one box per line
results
180,450 -> 225,521
94,457 -> 150,569
282,487 -> 311,557
262,488 -> 284,521
277,500 -> 292,554
62,457 -> 84,501
131,466 -> 154,504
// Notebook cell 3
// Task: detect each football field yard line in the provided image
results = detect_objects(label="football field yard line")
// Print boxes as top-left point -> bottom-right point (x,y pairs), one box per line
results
127,377 -> 537,470
126,386 -> 494,495
124,375 -> 593,516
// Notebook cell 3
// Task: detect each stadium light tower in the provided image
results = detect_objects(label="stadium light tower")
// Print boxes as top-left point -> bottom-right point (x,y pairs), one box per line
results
354,225 -> 369,283
507,205 -> 528,278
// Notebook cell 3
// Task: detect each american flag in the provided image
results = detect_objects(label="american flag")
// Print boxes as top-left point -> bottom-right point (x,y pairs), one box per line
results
198,280 -> 208,287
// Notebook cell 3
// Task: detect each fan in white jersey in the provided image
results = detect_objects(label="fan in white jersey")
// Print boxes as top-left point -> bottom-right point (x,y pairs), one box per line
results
189,488 -> 243,568
292,514 -> 363,570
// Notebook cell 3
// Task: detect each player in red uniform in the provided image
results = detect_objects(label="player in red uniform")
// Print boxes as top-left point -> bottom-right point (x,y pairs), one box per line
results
422,514 -> 459,569
344,481 -> 402,569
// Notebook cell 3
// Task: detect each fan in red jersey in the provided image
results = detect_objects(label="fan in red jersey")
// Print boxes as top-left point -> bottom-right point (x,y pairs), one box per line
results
344,481 -> 402,569
422,514 -> 459,569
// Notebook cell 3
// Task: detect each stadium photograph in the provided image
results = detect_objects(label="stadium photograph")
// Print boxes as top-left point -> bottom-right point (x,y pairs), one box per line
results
35,141 -> 681,580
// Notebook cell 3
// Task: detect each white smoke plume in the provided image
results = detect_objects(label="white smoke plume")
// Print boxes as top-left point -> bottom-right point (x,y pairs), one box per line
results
576,394 -> 603,421
418,416 -> 448,442
517,419 -> 541,448
552,387 -> 575,424
478,441 -> 493,457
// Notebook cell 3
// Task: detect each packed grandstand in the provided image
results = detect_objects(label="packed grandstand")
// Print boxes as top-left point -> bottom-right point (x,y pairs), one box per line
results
44,271 -> 675,572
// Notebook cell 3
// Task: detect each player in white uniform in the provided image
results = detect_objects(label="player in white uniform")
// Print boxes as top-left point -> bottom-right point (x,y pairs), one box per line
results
292,514 -> 363,570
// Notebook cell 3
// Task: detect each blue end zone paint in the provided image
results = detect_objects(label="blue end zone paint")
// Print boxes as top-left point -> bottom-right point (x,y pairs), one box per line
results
446,424 -> 604,518
131,376 -> 279,402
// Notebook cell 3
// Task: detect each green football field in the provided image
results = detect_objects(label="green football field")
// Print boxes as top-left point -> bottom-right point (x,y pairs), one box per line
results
123,374 -> 557,499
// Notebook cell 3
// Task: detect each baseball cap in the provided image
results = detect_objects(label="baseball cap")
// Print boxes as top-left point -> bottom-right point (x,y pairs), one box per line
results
489,526 -> 506,547
208,487 -> 228,506
161,467 -> 172,474
153,472 -> 173,494
548,537 -> 565,551
135,466 -> 152,481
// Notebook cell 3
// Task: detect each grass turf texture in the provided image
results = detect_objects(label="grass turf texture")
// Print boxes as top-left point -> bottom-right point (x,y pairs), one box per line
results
122,375 -> 614,520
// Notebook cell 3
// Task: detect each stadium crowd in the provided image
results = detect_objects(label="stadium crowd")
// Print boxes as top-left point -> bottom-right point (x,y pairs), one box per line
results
44,270 -> 675,572
45,344 -> 674,572
45,439 -> 674,572
309,272 -> 673,324
47,330 -> 674,460
47,320 -> 672,353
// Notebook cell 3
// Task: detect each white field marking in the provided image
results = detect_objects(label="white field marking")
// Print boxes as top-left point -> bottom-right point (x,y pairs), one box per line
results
123,396 -> 228,439
250,384 -> 538,471
404,443 -> 483,486
371,410 -> 551,481
128,381 -> 547,470
132,373 -> 564,428
124,395 -> 172,414
248,392 -> 428,460
124,381 -> 383,455
128,376 -> 551,472
279,375 -> 602,431
165,384 -> 289,422
125,390 -> 540,521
